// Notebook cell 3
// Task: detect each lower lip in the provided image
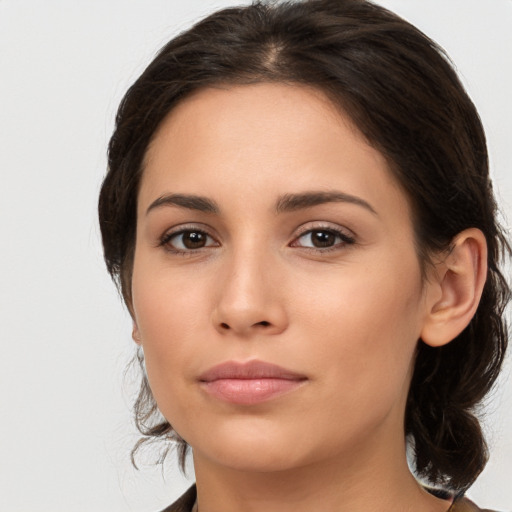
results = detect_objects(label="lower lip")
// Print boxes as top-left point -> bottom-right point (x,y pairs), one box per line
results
201,378 -> 305,405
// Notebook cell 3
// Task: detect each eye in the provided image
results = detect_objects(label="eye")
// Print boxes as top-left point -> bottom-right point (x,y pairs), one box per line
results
161,229 -> 218,252
291,228 -> 354,250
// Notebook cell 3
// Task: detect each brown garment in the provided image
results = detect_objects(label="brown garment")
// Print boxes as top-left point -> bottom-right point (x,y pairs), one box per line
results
159,485 -> 499,512
160,485 -> 196,512
450,496 -> 499,512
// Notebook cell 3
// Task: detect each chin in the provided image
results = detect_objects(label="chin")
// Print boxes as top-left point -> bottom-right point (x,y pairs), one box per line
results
199,443 -> 310,473
188,419 -> 319,473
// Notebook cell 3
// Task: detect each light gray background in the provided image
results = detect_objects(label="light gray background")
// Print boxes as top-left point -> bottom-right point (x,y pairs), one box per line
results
0,1 -> 510,511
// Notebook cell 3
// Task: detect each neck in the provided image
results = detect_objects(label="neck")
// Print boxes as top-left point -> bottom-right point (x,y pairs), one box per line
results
192,431 -> 452,512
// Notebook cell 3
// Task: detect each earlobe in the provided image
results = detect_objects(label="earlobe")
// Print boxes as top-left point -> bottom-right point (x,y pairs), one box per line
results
421,228 -> 487,348
132,322 -> 142,345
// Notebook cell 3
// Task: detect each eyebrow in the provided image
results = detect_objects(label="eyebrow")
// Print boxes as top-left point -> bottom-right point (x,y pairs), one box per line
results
146,193 -> 220,215
275,191 -> 377,215
146,190 -> 377,216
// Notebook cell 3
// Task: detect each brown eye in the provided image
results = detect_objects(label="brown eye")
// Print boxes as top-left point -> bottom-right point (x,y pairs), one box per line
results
164,230 -> 217,251
298,230 -> 339,248
292,228 -> 355,250
310,230 -> 336,247
181,231 -> 208,249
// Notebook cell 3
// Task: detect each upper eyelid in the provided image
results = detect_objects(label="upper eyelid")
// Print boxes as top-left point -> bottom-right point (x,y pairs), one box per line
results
293,221 -> 355,238
161,223 -> 216,238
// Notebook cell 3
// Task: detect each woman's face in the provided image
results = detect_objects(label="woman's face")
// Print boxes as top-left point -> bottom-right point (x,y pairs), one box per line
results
131,83 -> 433,473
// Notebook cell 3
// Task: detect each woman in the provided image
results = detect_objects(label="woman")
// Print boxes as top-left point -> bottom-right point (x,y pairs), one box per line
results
98,1 -> 510,510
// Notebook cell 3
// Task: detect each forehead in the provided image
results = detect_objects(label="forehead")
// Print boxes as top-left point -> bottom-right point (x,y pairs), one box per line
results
143,83 -> 353,172
139,83 -> 409,221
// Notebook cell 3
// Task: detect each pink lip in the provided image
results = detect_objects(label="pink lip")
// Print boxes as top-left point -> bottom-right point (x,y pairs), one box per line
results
198,360 -> 307,405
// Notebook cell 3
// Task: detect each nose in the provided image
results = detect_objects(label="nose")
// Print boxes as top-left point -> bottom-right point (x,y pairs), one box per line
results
211,246 -> 288,337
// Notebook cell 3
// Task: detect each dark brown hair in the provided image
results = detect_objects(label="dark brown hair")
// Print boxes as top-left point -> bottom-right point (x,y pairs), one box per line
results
99,0 -> 510,491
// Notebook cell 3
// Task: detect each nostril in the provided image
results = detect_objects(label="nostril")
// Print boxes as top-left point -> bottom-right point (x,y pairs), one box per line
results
217,320 -> 273,332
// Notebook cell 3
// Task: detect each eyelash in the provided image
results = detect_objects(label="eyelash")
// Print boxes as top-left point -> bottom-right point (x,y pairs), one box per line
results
291,226 -> 356,252
159,225 -> 355,255
159,226 -> 217,256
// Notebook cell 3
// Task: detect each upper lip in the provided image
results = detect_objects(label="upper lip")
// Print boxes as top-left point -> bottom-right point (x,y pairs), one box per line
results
198,360 -> 307,382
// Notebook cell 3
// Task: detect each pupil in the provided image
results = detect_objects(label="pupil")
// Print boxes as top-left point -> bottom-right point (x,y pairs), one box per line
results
183,231 -> 206,249
312,230 -> 335,247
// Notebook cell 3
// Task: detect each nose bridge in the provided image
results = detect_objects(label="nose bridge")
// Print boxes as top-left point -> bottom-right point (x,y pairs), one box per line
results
213,235 -> 286,335
221,238 -> 274,313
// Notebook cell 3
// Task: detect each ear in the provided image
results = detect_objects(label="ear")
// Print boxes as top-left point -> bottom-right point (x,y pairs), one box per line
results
132,321 -> 142,345
420,228 -> 487,348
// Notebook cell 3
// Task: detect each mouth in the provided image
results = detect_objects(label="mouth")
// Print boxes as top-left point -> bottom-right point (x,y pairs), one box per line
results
198,360 -> 308,405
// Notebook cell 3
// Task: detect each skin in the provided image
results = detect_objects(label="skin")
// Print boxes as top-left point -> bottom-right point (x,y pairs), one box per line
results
131,83 -> 485,512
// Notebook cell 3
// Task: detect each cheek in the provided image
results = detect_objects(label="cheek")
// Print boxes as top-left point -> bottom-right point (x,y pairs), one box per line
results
296,256 -> 423,336
295,257 -> 424,402
130,257 -> 213,408
132,249 -> 213,338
